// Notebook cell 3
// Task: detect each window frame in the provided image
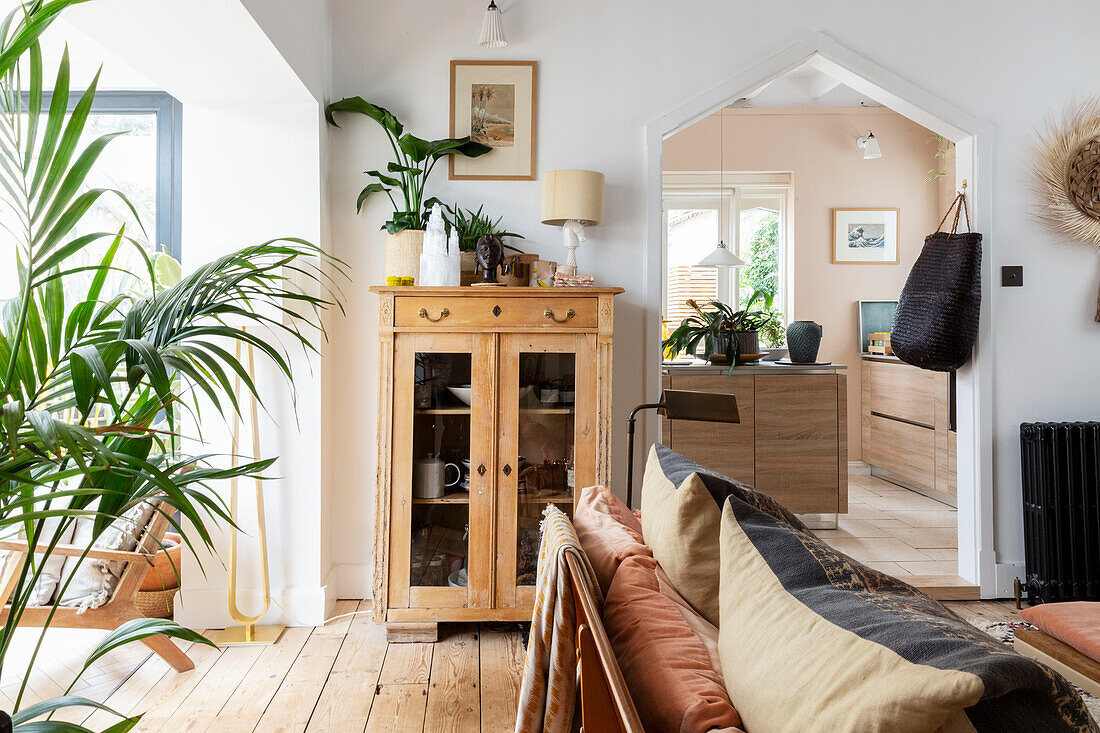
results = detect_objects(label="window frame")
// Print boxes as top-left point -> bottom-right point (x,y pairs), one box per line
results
38,90 -> 183,260
661,173 -> 792,321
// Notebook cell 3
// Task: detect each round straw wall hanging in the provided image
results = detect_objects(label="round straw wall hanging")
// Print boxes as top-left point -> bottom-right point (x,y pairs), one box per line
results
1033,97 -> 1100,320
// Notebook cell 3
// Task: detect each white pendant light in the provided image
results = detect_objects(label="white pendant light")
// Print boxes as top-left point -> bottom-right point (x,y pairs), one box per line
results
696,112 -> 744,268
857,131 -> 882,159
697,240 -> 745,267
478,1 -> 507,48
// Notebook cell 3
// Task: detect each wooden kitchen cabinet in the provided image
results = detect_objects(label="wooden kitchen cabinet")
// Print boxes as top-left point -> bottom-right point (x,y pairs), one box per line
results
861,356 -> 955,505
661,367 -> 848,514
370,287 -> 621,639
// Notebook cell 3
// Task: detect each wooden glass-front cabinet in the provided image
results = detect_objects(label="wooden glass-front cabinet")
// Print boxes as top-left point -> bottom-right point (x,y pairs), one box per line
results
370,287 -> 621,638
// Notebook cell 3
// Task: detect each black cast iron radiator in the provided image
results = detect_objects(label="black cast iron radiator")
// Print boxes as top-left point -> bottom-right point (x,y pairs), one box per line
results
1020,422 -> 1100,604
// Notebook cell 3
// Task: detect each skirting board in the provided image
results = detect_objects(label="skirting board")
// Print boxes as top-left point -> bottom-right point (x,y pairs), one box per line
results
848,461 -> 871,476
175,582 -> 334,629
995,561 -> 1025,600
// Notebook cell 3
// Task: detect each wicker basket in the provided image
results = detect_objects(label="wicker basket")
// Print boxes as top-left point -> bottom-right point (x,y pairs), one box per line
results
136,587 -> 178,619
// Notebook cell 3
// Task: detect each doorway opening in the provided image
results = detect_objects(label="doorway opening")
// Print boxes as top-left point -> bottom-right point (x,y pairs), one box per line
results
645,33 -> 997,597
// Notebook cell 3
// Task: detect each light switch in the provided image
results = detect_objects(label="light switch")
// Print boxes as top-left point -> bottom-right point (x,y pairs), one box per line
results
1001,266 -> 1023,287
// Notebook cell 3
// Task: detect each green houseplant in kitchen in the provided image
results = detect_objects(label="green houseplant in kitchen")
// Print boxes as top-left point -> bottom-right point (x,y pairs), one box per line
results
445,204 -> 526,285
325,97 -> 492,281
0,3 -> 345,730
662,293 -> 775,370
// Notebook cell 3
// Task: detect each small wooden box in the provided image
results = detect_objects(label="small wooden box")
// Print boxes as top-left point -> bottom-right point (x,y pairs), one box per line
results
868,332 -> 892,356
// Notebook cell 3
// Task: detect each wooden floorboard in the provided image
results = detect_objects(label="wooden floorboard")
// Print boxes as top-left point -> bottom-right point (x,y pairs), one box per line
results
478,624 -> 526,732
213,626 -> 313,733
7,599 -> 1024,731
423,628 -> 480,733
305,602 -> 388,732
364,683 -> 428,733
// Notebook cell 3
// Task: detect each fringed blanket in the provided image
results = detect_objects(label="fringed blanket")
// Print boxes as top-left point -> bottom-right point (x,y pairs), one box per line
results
515,505 -> 602,733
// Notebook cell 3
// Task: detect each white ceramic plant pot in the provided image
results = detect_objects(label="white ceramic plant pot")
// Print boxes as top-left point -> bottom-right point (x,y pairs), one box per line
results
384,229 -> 425,281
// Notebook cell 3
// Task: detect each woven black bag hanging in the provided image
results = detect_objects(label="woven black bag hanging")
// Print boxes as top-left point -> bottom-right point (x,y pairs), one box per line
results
891,189 -> 982,372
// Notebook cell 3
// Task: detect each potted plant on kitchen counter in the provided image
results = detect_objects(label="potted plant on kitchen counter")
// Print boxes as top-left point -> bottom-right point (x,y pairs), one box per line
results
325,97 -> 492,280
662,292 -> 775,370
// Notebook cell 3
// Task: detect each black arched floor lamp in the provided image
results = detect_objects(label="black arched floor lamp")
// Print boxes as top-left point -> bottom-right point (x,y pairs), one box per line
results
625,389 -> 741,509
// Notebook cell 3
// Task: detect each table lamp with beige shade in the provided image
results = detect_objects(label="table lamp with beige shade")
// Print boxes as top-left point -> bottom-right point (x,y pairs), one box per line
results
541,169 -> 604,276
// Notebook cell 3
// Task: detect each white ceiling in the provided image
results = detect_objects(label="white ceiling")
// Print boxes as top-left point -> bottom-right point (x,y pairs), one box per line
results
728,61 -> 884,109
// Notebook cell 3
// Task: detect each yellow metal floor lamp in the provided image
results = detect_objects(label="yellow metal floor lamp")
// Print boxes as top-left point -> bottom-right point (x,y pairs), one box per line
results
210,337 -> 285,646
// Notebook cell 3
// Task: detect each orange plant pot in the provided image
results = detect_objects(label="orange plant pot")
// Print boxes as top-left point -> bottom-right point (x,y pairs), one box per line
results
140,532 -> 183,592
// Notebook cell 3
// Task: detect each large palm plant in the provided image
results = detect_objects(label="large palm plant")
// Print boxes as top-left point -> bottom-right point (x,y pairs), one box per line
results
0,2 -> 345,730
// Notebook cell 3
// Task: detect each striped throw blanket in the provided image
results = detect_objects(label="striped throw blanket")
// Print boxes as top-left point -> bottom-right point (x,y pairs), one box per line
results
515,505 -> 603,733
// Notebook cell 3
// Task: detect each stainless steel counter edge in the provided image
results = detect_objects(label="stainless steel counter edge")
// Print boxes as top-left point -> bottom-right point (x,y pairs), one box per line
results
661,362 -> 847,375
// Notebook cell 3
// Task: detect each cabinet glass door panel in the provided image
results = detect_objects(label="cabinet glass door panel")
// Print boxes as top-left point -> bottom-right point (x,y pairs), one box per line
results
392,333 -> 492,610
497,334 -> 597,607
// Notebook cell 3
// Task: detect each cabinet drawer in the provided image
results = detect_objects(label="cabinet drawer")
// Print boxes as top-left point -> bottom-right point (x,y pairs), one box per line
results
867,360 -> 936,427
394,296 -> 597,329
867,414 -> 935,493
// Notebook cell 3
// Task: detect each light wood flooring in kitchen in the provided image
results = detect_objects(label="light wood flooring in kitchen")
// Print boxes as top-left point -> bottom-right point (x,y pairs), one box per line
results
819,473 -> 975,598
5,597 -> 1020,732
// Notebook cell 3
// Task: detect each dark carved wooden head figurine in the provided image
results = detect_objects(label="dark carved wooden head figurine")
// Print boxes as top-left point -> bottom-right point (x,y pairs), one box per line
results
474,235 -> 508,285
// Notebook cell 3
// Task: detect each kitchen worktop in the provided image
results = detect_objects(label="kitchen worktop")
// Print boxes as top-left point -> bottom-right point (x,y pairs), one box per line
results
661,359 -> 847,375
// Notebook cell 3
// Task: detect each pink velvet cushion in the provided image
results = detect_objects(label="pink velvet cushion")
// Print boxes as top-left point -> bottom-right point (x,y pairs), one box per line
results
574,485 -> 651,594
1020,602 -> 1100,662
603,555 -> 744,733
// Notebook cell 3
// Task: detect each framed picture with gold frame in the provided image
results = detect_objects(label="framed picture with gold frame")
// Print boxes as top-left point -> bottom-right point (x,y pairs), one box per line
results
449,60 -> 537,181
832,207 -> 900,264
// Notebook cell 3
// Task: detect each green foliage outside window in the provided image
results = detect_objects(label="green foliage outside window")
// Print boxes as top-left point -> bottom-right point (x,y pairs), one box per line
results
739,210 -> 786,347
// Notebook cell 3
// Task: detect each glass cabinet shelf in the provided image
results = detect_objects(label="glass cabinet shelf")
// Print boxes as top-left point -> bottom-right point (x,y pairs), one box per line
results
412,491 -> 471,505
415,407 -> 471,415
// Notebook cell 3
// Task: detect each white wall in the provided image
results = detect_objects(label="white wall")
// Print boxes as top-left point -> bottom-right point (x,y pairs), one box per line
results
66,0 -> 337,625
328,0 -> 1100,596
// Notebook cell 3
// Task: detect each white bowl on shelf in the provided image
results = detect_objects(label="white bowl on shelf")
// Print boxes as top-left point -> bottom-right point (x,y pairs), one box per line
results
447,385 -> 473,405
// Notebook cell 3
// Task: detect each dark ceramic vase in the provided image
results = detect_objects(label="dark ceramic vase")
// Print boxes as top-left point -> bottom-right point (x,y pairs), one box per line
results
786,320 -> 822,363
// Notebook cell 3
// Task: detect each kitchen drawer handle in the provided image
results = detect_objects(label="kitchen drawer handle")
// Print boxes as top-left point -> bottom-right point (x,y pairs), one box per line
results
544,307 -> 575,323
418,307 -> 450,322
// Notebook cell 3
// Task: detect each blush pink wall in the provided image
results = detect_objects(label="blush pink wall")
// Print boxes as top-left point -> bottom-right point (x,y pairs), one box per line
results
663,107 -> 942,459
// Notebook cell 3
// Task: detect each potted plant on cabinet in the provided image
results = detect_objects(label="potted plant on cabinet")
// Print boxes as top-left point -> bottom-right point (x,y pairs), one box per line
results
325,97 -> 492,281
444,204 -> 527,285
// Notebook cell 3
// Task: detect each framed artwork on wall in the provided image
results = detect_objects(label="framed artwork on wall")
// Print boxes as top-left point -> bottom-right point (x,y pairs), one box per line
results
449,60 -> 537,181
832,208 -> 900,264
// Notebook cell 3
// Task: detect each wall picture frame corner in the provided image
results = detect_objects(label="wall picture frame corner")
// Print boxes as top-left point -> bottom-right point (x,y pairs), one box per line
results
831,207 -> 900,265
449,59 -> 538,181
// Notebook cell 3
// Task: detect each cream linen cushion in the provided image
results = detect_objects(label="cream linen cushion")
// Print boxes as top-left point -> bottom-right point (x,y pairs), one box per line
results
57,501 -> 157,612
639,445 -> 723,626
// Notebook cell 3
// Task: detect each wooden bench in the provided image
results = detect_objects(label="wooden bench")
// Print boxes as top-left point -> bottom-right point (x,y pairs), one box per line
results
564,551 -> 643,733
0,506 -> 194,672
1015,627 -> 1100,699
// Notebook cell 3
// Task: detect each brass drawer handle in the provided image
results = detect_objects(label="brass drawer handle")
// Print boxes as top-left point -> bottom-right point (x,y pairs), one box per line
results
418,307 -> 450,322
544,307 -> 575,323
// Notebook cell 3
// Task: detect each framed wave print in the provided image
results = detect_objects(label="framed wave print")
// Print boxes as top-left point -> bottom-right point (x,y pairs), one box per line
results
449,60 -> 537,181
832,208 -> 900,264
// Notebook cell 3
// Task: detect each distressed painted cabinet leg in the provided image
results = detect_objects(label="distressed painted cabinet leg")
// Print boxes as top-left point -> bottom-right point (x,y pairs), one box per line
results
370,287 -> 622,628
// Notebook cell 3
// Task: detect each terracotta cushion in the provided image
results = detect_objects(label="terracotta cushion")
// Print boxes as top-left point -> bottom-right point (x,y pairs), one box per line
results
1020,602 -> 1100,663
574,484 -> 651,595
603,554 -> 743,733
